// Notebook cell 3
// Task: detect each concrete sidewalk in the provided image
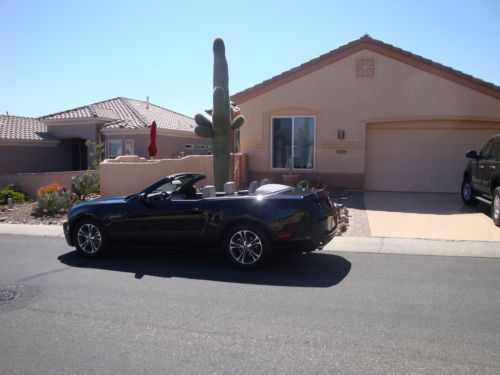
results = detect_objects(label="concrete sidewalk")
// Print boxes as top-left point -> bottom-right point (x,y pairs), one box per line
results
325,236 -> 500,259
1,223 -> 499,258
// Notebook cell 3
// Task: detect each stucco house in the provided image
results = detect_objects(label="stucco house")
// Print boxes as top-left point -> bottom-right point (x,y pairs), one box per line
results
232,35 -> 500,193
0,97 -> 211,175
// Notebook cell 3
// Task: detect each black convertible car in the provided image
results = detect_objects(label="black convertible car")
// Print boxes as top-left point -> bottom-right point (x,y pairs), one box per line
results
63,173 -> 338,268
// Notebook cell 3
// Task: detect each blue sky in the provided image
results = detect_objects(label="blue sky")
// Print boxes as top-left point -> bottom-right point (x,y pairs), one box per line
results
1,0 -> 499,118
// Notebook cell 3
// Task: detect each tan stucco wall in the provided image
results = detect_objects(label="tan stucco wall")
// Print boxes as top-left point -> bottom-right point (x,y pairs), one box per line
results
237,49 -> 500,188
103,133 -> 211,159
0,170 -> 89,198
100,155 -> 215,197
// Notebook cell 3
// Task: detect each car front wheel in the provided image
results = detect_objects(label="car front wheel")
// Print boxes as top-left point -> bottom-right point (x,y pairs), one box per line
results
461,179 -> 477,206
73,219 -> 108,257
223,223 -> 272,269
492,188 -> 500,226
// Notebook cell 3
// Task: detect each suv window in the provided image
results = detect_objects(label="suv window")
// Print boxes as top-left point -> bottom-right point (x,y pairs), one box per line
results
479,138 -> 495,158
491,139 -> 500,160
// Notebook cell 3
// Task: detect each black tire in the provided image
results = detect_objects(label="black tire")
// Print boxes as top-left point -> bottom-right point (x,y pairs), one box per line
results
461,179 -> 478,206
223,223 -> 272,269
491,187 -> 500,227
73,219 -> 109,257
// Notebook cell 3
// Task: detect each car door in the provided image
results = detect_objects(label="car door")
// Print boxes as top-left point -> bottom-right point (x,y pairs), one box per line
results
150,195 -> 208,241
477,138 -> 495,195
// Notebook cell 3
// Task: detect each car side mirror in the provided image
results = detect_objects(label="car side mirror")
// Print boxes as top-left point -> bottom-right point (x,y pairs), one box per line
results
465,150 -> 479,159
137,192 -> 149,204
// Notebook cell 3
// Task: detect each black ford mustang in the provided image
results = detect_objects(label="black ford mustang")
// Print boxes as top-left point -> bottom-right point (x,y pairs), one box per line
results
63,173 -> 337,268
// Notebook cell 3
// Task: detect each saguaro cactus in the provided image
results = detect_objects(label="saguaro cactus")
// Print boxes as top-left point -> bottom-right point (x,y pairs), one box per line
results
194,38 -> 245,191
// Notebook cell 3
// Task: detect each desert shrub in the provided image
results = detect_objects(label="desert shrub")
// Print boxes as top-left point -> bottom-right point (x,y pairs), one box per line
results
71,172 -> 99,200
37,182 -> 62,196
297,180 -> 310,189
32,190 -> 79,216
0,184 -> 27,204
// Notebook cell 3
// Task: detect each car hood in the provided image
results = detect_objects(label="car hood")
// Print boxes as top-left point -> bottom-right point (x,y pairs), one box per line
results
77,196 -> 127,206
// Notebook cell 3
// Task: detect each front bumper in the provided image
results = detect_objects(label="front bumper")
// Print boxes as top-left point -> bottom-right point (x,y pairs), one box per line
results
63,222 -> 73,246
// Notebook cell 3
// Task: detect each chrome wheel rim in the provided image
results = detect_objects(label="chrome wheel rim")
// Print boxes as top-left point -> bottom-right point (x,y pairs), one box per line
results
494,195 -> 500,219
77,224 -> 102,254
229,230 -> 263,265
462,182 -> 472,201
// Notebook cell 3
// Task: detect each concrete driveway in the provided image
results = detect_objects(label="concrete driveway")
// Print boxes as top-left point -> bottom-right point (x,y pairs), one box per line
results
363,192 -> 500,242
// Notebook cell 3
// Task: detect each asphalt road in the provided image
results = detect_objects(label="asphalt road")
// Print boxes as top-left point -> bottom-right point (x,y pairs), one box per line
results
0,235 -> 499,375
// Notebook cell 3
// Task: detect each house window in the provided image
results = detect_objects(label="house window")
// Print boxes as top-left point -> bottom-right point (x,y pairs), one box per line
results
107,140 -> 122,158
125,140 -> 135,155
185,144 -> 194,149
197,144 -> 206,150
272,116 -> 315,169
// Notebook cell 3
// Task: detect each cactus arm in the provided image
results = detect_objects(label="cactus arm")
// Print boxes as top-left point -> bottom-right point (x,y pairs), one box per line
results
194,113 -> 215,138
231,115 -> 245,130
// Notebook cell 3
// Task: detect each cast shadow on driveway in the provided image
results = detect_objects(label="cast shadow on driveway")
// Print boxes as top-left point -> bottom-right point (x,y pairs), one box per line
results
58,247 -> 351,288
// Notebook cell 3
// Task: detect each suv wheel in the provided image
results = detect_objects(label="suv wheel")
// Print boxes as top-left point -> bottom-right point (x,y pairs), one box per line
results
492,188 -> 500,227
461,180 -> 478,206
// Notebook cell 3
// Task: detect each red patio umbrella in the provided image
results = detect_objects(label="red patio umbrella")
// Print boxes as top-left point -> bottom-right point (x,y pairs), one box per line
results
148,121 -> 158,158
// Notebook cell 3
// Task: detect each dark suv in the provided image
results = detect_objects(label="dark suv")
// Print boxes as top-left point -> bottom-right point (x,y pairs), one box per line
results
461,134 -> 500,226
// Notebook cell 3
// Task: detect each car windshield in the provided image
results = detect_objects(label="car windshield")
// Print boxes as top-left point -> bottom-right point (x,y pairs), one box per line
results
149,176 -> 194,196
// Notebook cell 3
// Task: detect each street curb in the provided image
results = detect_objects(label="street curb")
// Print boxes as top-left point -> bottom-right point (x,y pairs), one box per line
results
0,223 -> 64,238
324,236 -> 500,259
0,224 -> 499,259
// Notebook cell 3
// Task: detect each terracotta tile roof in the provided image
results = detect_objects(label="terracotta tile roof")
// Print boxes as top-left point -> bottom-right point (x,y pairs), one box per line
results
232,35 -> 500,103
41,97 -> 195,133
0,115 -> 56,142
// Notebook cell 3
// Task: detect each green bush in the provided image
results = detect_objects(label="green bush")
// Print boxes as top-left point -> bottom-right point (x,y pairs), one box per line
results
0,184 -> 27,204
32,190 -> 79,216
71,172 -> 99,200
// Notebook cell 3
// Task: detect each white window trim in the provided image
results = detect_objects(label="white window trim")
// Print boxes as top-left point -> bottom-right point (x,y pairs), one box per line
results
270,115 -> 316,170
124,139 -> 135,155
107,139 -> 123,158
184,144 -> 194,149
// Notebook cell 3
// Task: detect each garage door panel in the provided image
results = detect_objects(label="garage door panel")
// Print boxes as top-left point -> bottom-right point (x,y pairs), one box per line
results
365,124 -> 500,192
366,143 -> 474,160
367,128 -> 495,145
366,158 -> 465,177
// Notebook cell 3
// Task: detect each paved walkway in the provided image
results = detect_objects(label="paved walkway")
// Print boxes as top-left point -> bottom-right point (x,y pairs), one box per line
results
364,192 -> 500,242
1,223 -> 499,259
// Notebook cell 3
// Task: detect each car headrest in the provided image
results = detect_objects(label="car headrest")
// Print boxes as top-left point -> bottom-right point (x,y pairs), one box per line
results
248,181 -> 258,194
202,185 -> 216,198
224,181 -> 236,195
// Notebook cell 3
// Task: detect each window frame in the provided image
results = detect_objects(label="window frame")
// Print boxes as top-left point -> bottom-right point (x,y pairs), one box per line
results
270,115 -> 316,170
184,144 -> 194,150
124,139 -> 135,155
107,139 -> 123,158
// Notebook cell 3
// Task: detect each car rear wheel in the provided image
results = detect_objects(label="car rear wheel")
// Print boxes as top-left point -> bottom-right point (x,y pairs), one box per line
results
461,180 -> 478,206
223,223 -> 272,269
73,219 -> 108,257
492,188 -> 500,227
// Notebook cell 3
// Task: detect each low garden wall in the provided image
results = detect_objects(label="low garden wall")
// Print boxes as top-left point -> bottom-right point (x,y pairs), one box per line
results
100,154 -> 247,197
0,170 -> 90,198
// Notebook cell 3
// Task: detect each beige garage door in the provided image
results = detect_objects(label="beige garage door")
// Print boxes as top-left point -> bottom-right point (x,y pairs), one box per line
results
365,122 -> 500,192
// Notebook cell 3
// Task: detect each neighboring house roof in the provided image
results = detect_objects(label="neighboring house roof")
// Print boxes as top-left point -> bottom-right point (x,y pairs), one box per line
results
231,35 -> 500,104
41,97 -> 195,133
0,115 -> 56,143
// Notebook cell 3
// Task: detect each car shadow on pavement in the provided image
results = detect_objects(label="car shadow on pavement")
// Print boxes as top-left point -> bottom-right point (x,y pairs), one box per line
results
57,247 -> 351,288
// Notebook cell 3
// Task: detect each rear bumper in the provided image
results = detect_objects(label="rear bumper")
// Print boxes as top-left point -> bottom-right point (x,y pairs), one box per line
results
63,222 -> 73,246
273,212 -> 336,252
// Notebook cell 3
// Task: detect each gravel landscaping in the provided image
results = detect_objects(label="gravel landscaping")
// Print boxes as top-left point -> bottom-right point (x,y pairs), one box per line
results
0,202 -> 66,225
